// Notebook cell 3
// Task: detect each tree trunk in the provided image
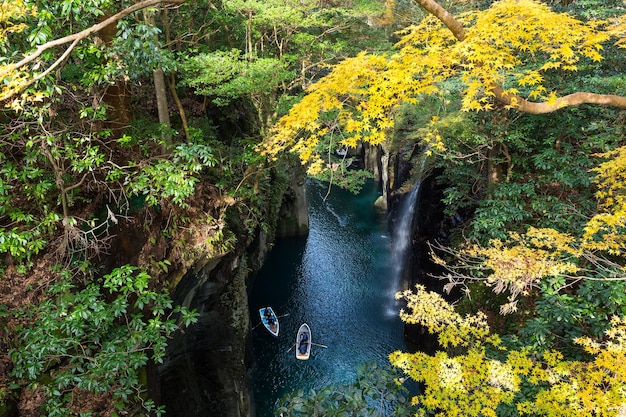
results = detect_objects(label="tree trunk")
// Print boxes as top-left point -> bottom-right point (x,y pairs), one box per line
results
154,66 -> 172,153
98,12 -> 132,139
168,73 -> 190,142
145,9 -> 172,153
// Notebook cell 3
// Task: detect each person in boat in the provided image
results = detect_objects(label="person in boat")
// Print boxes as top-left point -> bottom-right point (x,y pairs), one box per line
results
264,309 -> 275,326
299,332 -> 309,354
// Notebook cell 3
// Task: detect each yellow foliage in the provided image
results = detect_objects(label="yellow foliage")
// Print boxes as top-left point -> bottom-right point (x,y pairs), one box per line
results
395,285 -> 492,348
607,11 -> 626,48
452,228 -> 580,312
584,146 -> 626,255
261,0 -> 619,174
521,319 -> 626,416
390,336 -> 527,416
450,0 -> 609,109
0,1 -> 35,104
429,146 -> 626,317
437,148 -> 626,310
0,0 -> 33,42
0,65 -> 31,103
391,286 -> 626,416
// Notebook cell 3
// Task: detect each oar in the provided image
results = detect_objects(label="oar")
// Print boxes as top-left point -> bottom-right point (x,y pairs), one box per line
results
276,313 -> 290,319
312,342 -> 328,348
287,343 -> 296,353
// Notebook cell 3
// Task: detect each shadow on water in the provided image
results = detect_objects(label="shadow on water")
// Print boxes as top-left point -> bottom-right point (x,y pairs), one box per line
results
249,179 -> 409,416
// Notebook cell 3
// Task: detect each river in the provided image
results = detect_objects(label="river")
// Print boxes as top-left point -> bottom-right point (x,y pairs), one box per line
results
249,179 -> 409,416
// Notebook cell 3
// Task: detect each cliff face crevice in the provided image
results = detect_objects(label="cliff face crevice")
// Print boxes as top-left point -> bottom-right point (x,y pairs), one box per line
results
275,160 -> 309,238
390,167 -> 470,354
158,252 -> 252,417
155,160 -> 309,417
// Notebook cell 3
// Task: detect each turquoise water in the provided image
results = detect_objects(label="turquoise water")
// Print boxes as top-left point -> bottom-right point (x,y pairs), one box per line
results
249,180 -> 406,416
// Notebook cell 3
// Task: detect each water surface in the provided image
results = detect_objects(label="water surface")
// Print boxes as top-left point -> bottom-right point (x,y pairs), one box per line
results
249,180 -> 406,416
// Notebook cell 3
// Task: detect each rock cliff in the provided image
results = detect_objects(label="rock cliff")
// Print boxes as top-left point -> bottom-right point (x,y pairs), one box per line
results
156,161 -> 309,417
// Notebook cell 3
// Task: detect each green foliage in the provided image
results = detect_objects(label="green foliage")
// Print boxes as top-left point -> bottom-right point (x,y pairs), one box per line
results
276,362 -> 413,416
9,265 -> 198,416
176,0 -> 400,139
125,142 -> 215,208
206,226 -> 237,255
435,104 -> 622,243
181,49 -> 292,108
113,19 -> 176,76
313,167 -> 375,195
471,182 -> 542,241
516,279 -> 626,359
551,0 -> 626,20
218,0 -> 397,61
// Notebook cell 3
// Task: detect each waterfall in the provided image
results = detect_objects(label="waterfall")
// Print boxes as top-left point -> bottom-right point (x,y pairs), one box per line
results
388,155 -> 429,302
391,182 -> 421,290
383,181 -> 421,318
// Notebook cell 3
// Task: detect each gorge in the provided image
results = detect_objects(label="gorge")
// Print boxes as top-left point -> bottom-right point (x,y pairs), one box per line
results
4,2 -> 623,415
153,143 -> 442,416
249,179 -> 406,416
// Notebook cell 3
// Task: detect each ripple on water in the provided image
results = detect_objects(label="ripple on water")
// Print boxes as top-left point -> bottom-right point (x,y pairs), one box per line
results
250,180 -> 407,417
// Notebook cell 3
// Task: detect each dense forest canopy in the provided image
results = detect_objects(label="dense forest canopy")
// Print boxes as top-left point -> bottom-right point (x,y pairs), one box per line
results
0,0 -> 626,415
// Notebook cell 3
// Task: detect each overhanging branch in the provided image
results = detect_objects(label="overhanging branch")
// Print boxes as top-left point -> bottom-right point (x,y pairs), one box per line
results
412,0 -> 626,112
492,85 -> 626,113
0,0 -> 186,100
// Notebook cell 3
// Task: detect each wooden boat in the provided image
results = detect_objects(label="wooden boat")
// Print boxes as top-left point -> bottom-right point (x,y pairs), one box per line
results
295,323 -> 311,360
259,307 -> 279,337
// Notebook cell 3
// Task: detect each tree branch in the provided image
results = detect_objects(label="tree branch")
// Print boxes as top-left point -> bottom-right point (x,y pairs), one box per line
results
0,0 -> 186,93
413,0 -> 466,41
412,0 -> 626,112
492,85 -> 626,113
14,38 -> 81,96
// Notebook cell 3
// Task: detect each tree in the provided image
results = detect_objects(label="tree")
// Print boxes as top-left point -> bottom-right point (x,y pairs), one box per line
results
260,0 -> 626,181
0,0 -> 264,415
390,285 -> 626,417
179,0 -> 401,138
0,0 -> 219,267
180,48 -> 293,136
0,0 -> 184,104
410,0 -> 626,112
9,265 -> 198,416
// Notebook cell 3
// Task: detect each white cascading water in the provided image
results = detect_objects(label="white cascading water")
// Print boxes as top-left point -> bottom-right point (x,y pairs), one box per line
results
384,181 -> 421,318
388,155 -> 429,301
391,182 -> 421,287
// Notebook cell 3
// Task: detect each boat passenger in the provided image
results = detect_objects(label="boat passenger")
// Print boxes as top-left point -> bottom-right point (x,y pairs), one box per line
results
299,332 -> 309,354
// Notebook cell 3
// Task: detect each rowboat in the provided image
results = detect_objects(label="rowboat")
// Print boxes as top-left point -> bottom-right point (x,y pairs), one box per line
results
295,323 -> 311,360
259,307 -> 279,337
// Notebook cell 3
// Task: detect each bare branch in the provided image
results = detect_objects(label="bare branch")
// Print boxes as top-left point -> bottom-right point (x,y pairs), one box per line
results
492,85 -> 626,113
16,38 -> 81,96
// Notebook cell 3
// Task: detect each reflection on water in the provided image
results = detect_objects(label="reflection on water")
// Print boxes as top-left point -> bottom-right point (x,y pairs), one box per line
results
249,180 -> 406,416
